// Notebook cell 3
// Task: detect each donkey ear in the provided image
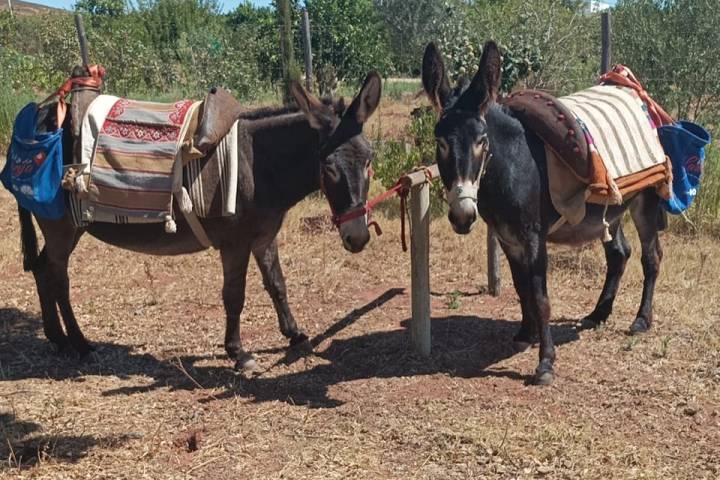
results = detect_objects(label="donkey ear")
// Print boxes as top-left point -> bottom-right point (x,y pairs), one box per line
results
347,71 -> 382,124
422,42 -> 451,113
291,80 -> 329,130
464,41 -> 502,113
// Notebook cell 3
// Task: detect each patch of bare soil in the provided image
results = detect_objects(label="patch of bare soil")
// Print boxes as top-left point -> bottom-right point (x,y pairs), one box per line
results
1,167 -> 719,478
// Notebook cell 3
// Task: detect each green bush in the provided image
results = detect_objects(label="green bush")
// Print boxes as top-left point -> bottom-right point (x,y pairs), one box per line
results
373,109 -> 446,216
678,143 -> 720,233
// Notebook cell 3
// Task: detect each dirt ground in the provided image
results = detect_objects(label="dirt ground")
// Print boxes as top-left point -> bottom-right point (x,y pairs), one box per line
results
1,99 -> 719,479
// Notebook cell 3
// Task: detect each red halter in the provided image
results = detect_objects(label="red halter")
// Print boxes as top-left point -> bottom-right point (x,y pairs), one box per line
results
322,165 -> 432,252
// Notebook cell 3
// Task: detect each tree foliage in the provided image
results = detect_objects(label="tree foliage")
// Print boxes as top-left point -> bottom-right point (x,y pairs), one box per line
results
614,0 -> 720,123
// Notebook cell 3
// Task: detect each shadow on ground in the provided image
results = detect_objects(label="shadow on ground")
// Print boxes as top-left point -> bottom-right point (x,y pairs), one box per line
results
0,411 -> 132,471
1,290 -> 580,409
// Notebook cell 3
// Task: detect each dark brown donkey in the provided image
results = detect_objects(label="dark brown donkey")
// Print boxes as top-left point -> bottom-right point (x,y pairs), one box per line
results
422,42 -> 666,385
17,73 -> 382,372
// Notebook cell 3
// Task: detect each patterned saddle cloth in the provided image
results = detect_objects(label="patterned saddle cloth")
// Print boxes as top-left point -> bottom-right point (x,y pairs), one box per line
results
72,95 -> 240,229
505,80 -> 672,227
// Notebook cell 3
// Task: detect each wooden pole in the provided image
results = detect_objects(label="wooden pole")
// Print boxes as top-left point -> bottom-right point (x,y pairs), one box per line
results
410,182 -> 431,357
74,13 -> 90,67
301,9 -> 313,92
487,226 -> 501,296
7,0 -> 13,18
601,11 -> 612,75
277,0 -> 296,105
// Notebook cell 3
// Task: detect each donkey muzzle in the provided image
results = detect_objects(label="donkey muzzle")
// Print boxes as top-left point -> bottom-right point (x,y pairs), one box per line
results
447,180 -> 479,235
339,216 -> 370,253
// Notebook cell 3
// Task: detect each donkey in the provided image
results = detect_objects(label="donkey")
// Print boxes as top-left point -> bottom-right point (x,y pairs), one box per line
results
17,73 -> 382,372
422,42 -> 665,385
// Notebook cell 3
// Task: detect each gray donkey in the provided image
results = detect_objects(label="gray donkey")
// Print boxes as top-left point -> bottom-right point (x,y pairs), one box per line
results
17,73 -> 382,373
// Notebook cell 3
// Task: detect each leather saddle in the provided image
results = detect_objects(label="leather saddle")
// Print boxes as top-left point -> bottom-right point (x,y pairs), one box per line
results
502,90 -> 591,183
193,86 -> 244,154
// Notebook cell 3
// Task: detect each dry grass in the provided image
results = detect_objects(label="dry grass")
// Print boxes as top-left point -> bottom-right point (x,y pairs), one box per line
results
1,108 -> 719,477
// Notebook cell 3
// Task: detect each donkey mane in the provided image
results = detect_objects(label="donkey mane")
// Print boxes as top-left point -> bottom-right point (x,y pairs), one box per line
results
238,97 -> 344,122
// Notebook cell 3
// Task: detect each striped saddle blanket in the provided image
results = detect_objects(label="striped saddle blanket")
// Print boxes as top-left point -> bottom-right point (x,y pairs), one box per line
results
545,85 -> 671,225
73,95 -> 239,228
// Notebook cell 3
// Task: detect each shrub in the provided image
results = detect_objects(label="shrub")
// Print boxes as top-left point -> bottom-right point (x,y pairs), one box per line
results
373,109 -> 446,216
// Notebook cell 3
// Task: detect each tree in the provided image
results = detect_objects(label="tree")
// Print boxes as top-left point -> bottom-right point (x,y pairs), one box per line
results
614,0 -> 720,123
306,0 -> 391,84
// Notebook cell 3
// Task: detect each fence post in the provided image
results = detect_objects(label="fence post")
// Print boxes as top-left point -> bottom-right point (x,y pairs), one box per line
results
74,13 -> 90,67
301,9 -> 313,92
410,182 -> 431,357
487,226 -> 501,297
601,11 -> 612,75
277,0 -> 296,105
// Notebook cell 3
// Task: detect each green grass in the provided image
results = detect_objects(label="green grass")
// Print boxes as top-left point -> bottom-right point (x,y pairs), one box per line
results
0,90 -> 36,150
669,141 -> 720,234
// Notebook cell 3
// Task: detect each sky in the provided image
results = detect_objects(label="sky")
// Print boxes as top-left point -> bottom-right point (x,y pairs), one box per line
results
25,0 -> 272,12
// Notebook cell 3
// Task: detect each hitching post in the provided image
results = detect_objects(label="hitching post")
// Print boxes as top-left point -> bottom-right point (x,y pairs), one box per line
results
487,226 -> 501,296
404,166 -> 438,357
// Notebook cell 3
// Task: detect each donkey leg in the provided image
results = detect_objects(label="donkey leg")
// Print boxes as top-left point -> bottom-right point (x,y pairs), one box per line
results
32,248 -> 68,351
629,192 -> 663,334
220,243 -> 255,372
46,229 -> 92,357
529,242 -> 555,385
252,239 -> 310,351
580,222 -> 632,329
502,239 -> 555,384
505,254 -> 537,350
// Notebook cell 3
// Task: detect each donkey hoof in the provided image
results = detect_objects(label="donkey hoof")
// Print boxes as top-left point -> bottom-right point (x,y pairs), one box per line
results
578,316 -> 603,331
534,369 -> 555,386
513,340 -> 532,353
629,317 -> 651,335
289,333 -> 313,354
234,354 -> 259,375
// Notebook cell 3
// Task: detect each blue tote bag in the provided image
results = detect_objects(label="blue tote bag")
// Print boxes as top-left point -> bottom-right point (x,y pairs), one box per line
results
658,120 -> 711,215
0,102 -> 65,220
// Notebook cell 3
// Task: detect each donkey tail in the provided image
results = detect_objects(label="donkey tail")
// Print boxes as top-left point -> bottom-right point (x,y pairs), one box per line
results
18,206 -> 38,272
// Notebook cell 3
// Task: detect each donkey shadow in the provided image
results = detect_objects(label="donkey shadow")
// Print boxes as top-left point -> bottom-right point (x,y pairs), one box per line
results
1,290 -> 580,409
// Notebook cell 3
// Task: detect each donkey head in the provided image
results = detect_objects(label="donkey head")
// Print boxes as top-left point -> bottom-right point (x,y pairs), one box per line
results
422,41 -> 501,234
291,72 -> 382,253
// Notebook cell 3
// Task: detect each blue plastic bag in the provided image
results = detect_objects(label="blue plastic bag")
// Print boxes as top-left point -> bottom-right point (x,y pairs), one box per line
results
0,102 -> 65,220
659,120 -> 711,215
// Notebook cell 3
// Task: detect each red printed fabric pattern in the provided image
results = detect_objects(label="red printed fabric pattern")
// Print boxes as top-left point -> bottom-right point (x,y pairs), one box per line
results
90,98 -> 194,219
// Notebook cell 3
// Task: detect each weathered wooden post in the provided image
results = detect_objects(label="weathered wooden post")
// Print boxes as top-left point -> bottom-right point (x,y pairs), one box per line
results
301,8 -> 313,92
277,0 -> 297,105
74,13 -> 90,67
601,11 -> 612,75
410,182 -> 431,357
402,165 -> 438,357
7,0 -> 13,18
75,13 -> 90,67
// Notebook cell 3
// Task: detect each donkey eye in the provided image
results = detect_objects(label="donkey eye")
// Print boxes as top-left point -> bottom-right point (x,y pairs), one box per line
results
473,138 -> 487,158
437,138 -> 449,159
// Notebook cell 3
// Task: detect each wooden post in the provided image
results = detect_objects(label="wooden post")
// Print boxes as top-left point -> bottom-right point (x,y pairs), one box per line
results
301,9 -> 313,92
410,182 -> 431,357
487,226 -> 501,297
7,0 -> 13,18
277,0 -> 296,105
601,11 -> 612,75
74,13 -> 90,67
